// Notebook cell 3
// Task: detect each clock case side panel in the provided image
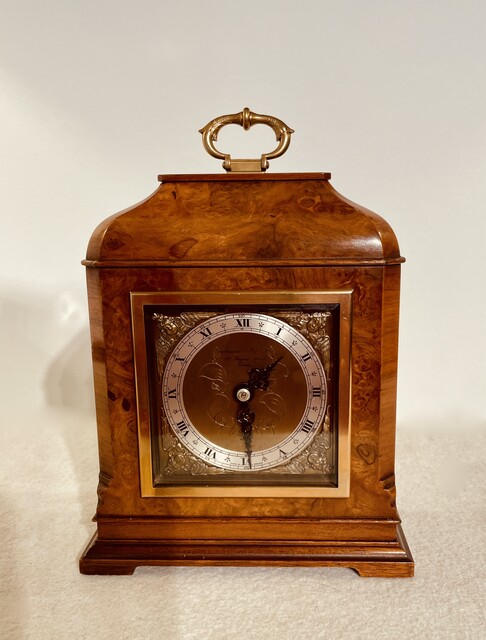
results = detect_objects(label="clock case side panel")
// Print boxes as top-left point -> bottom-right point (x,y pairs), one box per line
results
85,268 -> 115,505
347,264 -> 407,522
377,264 -> 402,500
349,263 -> 402,512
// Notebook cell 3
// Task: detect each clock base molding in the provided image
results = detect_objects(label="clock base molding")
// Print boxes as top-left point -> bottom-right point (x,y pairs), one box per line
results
79,519 -> 414,578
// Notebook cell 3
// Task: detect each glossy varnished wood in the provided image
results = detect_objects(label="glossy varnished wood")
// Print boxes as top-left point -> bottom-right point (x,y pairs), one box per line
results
80,172 -> 413,576
84,174 -> 403,267
80,524 -> 413,577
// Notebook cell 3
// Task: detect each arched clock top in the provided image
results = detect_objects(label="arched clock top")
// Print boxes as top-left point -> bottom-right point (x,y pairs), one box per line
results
84,174 -> 403,267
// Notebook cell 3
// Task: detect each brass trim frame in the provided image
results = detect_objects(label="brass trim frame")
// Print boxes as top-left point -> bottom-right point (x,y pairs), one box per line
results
131,291 -> 352,498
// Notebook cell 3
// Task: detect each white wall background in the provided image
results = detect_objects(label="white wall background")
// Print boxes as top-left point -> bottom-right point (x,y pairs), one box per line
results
1,0 -> 485,432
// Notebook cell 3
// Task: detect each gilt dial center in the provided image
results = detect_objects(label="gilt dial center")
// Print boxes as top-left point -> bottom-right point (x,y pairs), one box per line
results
236,387 -> 251,403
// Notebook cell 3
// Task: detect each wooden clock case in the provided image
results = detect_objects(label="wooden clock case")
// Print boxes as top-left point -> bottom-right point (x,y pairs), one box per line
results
80,171 -> 414,577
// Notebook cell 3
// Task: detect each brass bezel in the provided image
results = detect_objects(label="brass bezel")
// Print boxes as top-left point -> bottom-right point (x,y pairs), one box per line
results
131,291 -> 352,498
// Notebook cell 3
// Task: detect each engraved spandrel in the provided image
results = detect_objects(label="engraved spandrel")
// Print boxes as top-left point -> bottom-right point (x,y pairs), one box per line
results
269,405 -> 334,475
273,311 -> 331,375
153,311 -> 219,380
158,430 -> 226,476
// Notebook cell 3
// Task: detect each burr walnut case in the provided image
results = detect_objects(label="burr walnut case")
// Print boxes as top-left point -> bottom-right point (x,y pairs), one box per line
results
80,109 -> 414,577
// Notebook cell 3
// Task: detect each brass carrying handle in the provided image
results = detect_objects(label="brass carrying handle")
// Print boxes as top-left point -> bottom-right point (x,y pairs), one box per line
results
199,107 -> 294,173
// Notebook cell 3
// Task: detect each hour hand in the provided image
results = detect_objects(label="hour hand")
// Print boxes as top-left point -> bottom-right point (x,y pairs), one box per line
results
248,356 -> 283,391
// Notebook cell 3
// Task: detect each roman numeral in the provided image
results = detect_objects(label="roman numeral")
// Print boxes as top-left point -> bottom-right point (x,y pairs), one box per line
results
312,387 -> 322,397
279,449 -> 287,458
204,447 -> 217,459
175,357 -> 185,362
276,327 -> 283,336
199,327 -> 212,338
175,421 -> 189,437
302,352 -> 311,362
167,388 -> 177,399
301,419 -> 315,434
236,318 -> 250,328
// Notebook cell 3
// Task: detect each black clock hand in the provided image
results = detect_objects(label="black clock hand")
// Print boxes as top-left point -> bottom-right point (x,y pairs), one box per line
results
234,356 -> 283,468
236,403 -> 255,469
248,356 -> 283,391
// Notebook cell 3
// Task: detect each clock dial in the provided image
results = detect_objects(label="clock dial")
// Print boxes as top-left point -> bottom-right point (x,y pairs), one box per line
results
162,313 -> 327,471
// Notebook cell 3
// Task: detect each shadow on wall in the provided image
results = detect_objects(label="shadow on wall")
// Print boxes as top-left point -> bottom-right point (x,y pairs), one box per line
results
0,285 -> 99,529
42,320 -> 101,535
0,286 -> 93,418
43,327 -> 94,414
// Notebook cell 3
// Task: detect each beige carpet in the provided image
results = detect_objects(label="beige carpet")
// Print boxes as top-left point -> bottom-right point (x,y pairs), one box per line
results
1,407 -> 484,640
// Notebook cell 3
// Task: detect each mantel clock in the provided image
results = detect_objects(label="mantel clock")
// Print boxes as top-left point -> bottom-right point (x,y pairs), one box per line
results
80,108 -> 414,577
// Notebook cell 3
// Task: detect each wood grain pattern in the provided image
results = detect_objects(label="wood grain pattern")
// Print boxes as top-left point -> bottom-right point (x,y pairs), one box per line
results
85,175 -> 403,266
80,172 -> 413,576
